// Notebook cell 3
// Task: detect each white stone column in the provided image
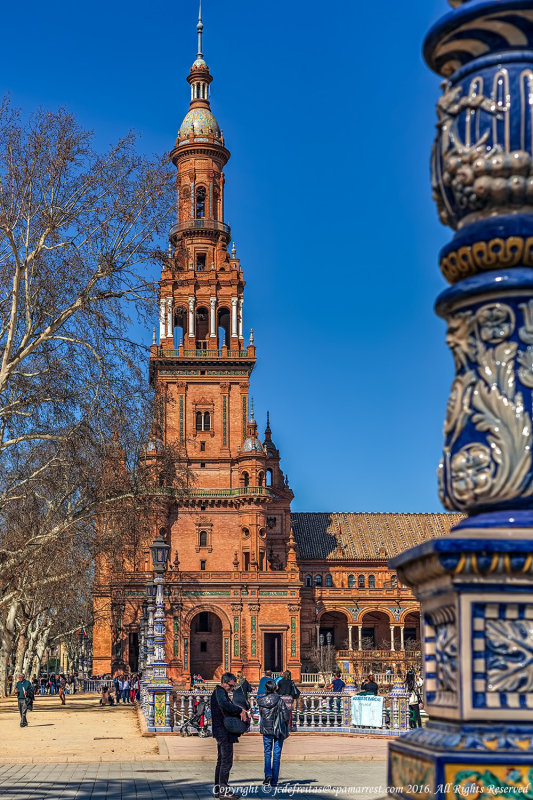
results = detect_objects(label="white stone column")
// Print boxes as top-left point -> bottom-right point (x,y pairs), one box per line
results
348,625 -> 353,651
238,298 -> 244,339
188,297 -> 195,338
400,626 -> 405,651
210,297 -> 217,338
390,625 -> 396,651
358,625 -> 362,651
231,298 -> 238,339
159,300 -> 166,342
166,298 -> 173,339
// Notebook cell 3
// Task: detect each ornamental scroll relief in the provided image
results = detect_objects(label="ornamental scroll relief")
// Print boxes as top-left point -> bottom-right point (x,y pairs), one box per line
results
439,298 -> 533,511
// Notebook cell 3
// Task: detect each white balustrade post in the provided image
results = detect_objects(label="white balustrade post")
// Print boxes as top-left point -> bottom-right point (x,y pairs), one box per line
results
188,297 -> 195,338
210,297 -> 217,338
238,298 -> 244,339
390,625 -> 396,651
231,298 -> 238,339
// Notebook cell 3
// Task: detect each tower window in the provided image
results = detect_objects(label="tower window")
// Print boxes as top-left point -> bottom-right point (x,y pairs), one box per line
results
368,574 -> 375,589
200,441 -> 205,451
196,187 -> 206,218
200,641 -> 207,652
358,574 -> 365,588
305,574 -> 312,587
196,253 -> 206,271
199,531 -> 207,547
348,574 -> 355,588
325,575 -> 333,587
196,411 -> 211,432
200,560 -> 206,571
266,469 -> 273,487
314,574 -> 322,587
242,471 -> 249,488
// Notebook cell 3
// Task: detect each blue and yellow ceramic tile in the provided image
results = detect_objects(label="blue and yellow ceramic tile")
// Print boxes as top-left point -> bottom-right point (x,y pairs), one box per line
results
444,765 -> 533,800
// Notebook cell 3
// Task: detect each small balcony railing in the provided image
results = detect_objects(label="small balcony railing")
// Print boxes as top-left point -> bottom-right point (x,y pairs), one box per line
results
158,348 -> 250,359
169,219 -> 231,237
153,486 -> 273,499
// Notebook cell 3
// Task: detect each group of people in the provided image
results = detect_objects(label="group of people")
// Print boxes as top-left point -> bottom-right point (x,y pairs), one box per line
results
211,670 -> 295,798
100,674 -> 141,706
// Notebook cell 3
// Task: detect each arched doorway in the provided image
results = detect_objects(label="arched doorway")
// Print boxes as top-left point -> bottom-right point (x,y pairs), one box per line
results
190,611 -> 223,680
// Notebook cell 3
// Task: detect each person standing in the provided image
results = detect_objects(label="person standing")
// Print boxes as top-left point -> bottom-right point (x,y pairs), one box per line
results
15,673 -> 33,727
257,679 -> 290,788
276,670 -> 300,729
406,670 -> 423,728
326,671 -> 346,713
360,674 -> 378,695
256,670 -> 272,696
210,672 -> 248,798
122,675 -> 130,703
58,674 -> 66,705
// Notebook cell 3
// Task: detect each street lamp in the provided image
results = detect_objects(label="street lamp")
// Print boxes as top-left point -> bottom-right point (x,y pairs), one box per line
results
146,533 -> 172,732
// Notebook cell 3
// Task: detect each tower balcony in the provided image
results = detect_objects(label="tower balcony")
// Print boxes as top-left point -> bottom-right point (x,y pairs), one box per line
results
169,219 -> 231,239
158,346 -> 252,359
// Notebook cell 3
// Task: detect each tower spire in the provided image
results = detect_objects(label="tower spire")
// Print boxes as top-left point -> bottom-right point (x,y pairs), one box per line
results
197,1 -> 203,59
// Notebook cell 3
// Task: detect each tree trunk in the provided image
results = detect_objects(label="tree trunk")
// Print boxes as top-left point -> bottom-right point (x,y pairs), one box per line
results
0,601 -> 19,696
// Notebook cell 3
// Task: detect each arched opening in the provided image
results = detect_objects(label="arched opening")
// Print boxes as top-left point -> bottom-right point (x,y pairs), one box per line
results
242,471 -> 249,488
348,575 -> 355,588
325,574 -> 333,587
199,530 -> 207,547
174,305 -> 187,346
305,574 -> 312,587
360,610 -> 391,650
190,611 -> 223,680
368,574 -> 375,589
196,186 -> 206,218
203,411 -> 211,432
196,306 -> 209,345
314,574 -> 323,587
217,307 -> 230,348
266,469 -> 273,487
319,611 -> 348,649
404,611 -> 421,650
358,574 -> 365,588
258,471 -> 264,488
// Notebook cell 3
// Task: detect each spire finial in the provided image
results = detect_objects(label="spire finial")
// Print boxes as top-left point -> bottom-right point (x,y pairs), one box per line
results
152,327 -> 156,345
249,328 -> 254,345
231,241 -> 236,259
197,0 -> 204,59
250,397 -> 255,422
266,410 -> 271,433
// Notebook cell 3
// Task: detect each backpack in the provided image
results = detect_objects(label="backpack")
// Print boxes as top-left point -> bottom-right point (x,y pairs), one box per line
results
273,697 -> 289,741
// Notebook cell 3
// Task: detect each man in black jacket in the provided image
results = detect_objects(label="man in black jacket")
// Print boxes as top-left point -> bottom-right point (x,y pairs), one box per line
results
360,674 -> 379,695
210,672 -> 248,798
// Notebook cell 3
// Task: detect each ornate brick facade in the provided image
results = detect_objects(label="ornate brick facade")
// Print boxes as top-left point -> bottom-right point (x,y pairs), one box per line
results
91,15 -> 461,685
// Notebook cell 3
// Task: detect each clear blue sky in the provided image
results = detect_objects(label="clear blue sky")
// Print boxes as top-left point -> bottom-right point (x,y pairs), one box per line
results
0,0 -> 452,513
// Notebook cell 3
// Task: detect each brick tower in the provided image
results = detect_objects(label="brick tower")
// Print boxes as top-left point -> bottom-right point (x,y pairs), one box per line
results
91,8 -> 300,685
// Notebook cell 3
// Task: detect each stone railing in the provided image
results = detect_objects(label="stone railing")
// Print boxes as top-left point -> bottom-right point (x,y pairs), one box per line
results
158,348 -> 250,359
300,672 -> 397,686
170,689 -> 410,735
169,219 -> 231,237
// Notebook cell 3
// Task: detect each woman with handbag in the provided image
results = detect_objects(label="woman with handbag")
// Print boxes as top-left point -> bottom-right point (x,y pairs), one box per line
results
276,670 -> 300,730
257,679 -> 290,788
210,672 -> 249,799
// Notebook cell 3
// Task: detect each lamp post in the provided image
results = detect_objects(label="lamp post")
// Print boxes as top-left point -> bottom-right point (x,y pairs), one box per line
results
146,533 -> 172,732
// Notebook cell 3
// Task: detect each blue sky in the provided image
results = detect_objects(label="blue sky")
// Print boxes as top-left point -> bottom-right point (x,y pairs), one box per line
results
0,0 -> 453,512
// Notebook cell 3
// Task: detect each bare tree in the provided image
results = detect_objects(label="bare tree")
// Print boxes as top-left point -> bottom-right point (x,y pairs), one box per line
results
0,101 -> 179,694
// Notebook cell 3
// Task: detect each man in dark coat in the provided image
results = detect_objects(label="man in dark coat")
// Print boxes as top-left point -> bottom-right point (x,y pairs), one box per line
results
360,674 -> 379,695
210,672 -> 248,798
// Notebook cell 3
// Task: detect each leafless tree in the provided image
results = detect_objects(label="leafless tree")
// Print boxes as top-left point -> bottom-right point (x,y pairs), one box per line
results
0,101 -> 181,694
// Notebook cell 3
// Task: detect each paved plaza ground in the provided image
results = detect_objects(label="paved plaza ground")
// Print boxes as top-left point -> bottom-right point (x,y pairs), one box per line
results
0,694 -> 389,799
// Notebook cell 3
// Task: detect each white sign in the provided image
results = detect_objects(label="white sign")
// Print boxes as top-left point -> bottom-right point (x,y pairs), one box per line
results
350,695 -> 383,728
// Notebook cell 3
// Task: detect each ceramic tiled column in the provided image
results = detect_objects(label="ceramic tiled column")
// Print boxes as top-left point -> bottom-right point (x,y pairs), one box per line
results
387,2 -> 533,797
